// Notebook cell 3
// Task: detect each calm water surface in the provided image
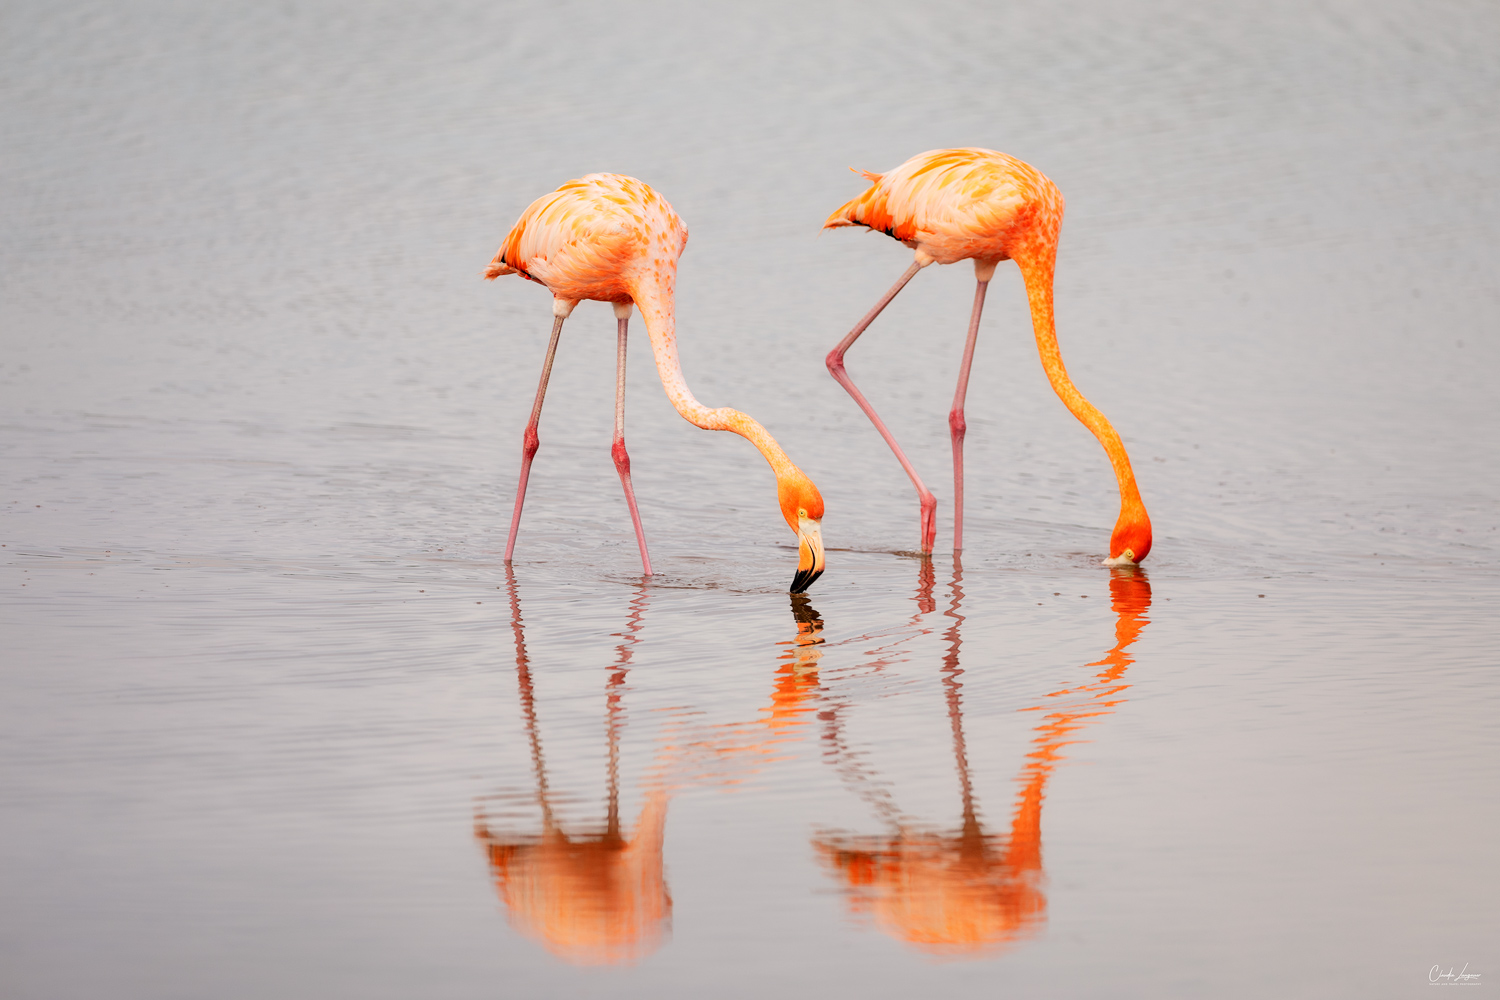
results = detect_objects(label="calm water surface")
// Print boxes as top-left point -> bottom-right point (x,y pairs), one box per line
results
3,1 -> 1498,997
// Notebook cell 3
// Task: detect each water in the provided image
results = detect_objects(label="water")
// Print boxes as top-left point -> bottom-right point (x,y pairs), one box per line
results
2,1 -> 1497,996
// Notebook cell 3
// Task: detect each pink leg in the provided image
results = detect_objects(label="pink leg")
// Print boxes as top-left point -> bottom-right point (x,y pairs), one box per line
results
825,260 -> 937,554
504,314 -> 566,564
949,278 -> 990,555
612,314 -> 653,575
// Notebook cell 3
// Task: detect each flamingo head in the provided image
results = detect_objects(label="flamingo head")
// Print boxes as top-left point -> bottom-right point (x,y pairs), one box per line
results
778,468 -> 825,593
1104,508 -> 1152,566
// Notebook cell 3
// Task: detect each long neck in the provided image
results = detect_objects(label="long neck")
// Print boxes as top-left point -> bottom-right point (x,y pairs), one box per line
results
1013,245 -> 1145,518
631,275 -> 799,479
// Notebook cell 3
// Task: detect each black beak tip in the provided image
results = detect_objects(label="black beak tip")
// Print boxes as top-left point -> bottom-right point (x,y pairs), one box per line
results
790,566 -> 824,594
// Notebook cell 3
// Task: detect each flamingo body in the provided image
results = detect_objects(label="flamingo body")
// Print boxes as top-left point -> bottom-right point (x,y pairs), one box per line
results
487,174 -> 826,590
824,149 -> 1151,564
825,148 -> 1062,271
488,173 -> 686,307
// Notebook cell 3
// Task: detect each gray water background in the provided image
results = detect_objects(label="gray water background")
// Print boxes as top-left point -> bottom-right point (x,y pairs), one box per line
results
2,1 -> 1497,996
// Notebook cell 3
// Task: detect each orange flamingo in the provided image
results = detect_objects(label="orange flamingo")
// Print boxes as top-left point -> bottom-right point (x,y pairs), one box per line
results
824,148 -> 1152,564
487,173 -> 826,591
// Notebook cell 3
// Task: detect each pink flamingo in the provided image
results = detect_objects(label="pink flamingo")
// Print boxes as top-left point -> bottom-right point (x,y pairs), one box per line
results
487,173 -> 826,591
824,148 -> 1152,564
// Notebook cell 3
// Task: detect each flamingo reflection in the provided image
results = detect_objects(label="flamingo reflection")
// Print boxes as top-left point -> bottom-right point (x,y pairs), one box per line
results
814,563 -> 1152,957
473,571 -> 670,966
652,593 -> 826,791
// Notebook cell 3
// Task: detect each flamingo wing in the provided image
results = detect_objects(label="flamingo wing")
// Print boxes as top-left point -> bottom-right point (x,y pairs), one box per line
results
823,149 -> 1060,264
486,174 -> 684,300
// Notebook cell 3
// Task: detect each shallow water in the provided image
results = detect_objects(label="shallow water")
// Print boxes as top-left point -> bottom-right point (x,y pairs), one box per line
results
2,1 -> 1497,996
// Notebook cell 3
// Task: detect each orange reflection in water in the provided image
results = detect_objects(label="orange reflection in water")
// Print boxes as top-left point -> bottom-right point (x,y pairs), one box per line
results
814,562 -> 1152,958
473,572 -> 671,966
653,594 -> 826,788
475,577 -> 833,965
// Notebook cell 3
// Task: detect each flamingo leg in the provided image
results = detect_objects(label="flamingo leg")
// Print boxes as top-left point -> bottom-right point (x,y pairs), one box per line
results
612,312 -> 653,575
825,260 -> 937,554
504,313 -> 567,564
949,278 -> 990,555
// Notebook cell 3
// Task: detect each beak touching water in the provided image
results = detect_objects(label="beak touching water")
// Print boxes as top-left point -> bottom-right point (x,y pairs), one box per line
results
791,518 -> 825,593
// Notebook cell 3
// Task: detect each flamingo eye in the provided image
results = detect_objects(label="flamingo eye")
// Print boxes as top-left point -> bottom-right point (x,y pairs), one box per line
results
798,508 -> 808,519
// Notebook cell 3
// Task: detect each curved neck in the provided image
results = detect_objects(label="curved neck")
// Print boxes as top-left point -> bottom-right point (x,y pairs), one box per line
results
631,276 -> 798,479
1013,246 -> 1145,517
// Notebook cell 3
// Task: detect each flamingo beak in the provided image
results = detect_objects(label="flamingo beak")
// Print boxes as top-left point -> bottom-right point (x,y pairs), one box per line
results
791,518 -> 825,593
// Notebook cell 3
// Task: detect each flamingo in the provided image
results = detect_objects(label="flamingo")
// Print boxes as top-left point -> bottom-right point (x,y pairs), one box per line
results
823,148 -> 1151,564
486,173 -> 826,591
